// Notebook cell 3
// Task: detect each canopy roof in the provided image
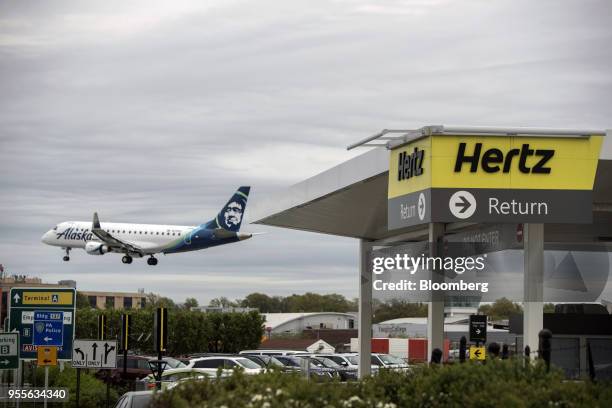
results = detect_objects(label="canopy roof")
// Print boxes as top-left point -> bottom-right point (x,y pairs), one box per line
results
252,127 -> 612,243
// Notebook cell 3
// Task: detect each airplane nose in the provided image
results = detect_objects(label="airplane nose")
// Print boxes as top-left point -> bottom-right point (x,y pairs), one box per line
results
41,230 -> 52,244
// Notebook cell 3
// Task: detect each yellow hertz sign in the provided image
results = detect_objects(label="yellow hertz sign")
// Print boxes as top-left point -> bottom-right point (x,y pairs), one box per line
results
387,134 -> 603,229
389,135 -> 603,198
23,292 -> 73,305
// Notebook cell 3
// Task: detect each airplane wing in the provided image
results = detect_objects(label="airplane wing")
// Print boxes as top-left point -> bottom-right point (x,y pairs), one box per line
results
91,212 -> 145,256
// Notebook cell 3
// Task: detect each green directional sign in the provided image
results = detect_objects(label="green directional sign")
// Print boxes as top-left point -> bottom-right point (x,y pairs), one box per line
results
0,333 -> 19,369
8,287 -> 76,360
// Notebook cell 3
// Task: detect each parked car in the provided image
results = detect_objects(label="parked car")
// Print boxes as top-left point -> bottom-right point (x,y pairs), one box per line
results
137,367 -> 220,390
273,355 -> 338,381
111,355 -> 187,381
311,353 -> 378,373
239,349 -> 303,356
240,354 -> 288,370
345,353 -> 410,371
113,391 -> 153,408
186,356 -> 264,375
308,356 -> 357,381
370,353 -> 410,370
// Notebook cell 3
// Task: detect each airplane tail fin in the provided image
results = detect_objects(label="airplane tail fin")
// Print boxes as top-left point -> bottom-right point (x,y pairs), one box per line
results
202,186 -> 250,232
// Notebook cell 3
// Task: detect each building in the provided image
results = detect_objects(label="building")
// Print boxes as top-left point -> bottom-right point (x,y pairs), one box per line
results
79,290 -> 146,310
194,305 -> 258,313
262,312 -> 357,335
0,275 -> 76,324
258,338 -> 335,352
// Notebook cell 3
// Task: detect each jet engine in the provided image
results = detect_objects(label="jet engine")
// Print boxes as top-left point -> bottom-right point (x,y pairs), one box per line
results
85,241 -> 111,255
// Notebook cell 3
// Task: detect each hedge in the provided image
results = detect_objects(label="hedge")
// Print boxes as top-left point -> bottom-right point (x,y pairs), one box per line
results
151,360 -> 612,408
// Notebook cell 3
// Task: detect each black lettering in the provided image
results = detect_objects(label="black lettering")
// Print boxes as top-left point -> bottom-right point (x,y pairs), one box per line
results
454,142 -> 481,172
518,144 -> 534,173
397,148 -> 425,181
416,148 -> 424,176
532,149 -> 554,174
404,152 -> 412,179
481,148 -> 503,173
397,152 -> 405,181
502,149 -> 520,172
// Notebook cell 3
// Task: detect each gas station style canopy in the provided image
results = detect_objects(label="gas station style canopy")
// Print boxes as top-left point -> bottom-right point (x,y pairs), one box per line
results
252,126 -> 612,377
253,126 -> 611,243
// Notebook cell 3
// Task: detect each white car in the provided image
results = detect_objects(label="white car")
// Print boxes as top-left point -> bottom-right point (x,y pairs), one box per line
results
113,391 -> 153,408
239,349 -> 303,356
310,353 -> 379,372
346,353 -> 411,371
186,356 -> 264,375
139,367 -> 220,390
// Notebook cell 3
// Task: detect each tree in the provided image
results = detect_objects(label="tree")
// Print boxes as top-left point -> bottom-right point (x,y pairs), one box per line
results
76,292 -> 91,309
241,293 -> 281,312
209,297 -> 236,308
145,293 -> 176,309
543,303 -> 555,313
373,300 -> 427,323
478,298 -> 523,320
184,297 -> 199,309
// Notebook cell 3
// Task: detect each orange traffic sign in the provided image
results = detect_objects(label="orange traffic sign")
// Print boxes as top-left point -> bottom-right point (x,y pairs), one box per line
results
37,346 -> 57,366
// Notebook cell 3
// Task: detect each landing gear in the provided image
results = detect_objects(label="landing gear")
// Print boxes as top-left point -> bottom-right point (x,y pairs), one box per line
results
121,255 -> 133,264
147,256 -> 158,266
62,248 -> 71,262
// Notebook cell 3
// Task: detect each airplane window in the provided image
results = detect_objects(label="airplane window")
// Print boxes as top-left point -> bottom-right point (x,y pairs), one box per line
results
53,226 -> 58,231
122,230 -> 126,233
156,232 -> 159,235
162,233 -> 165,235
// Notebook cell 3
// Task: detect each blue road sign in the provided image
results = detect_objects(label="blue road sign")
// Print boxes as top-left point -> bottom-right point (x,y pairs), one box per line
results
8,287 -> 75,360
33,311 -> 64,347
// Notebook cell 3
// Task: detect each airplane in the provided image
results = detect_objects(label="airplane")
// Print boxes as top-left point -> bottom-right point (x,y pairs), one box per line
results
41,187 -> 253,265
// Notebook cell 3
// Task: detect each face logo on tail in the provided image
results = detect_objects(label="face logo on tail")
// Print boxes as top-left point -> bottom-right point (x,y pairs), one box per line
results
223,201 -> 243,228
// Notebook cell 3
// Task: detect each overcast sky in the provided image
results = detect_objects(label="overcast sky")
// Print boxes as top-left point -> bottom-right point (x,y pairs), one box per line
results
1,0 -> 611,305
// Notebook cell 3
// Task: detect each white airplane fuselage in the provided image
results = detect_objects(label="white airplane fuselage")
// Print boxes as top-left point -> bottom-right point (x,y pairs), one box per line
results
42,221 -> 195,254
41,187 -> 253,265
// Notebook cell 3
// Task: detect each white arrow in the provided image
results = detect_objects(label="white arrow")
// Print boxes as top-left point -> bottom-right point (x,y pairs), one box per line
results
0,359 -> 9,365
476,329 -> 481,334
13,293 -> 20,304
44,337 -> 52,342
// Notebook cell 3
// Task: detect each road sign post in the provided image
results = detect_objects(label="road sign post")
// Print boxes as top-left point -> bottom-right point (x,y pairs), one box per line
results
0,333 -> 19,370
72,339 -> 117,369
470,345 -> 486,360
120,314 -> 131,376
37,346 -> 58,366
469,314 -> 487,344
8,288 -> 75,361
98,315 -> 106,341
153,308 -> 168,390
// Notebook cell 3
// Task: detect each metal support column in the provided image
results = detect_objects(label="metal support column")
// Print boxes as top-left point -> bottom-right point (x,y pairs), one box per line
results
523,223 -> 544,359
427,223 -> 445,359
358,239 -> 373,378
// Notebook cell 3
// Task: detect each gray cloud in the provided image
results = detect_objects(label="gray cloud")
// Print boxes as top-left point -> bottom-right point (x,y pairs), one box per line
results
1,0 -> 611,304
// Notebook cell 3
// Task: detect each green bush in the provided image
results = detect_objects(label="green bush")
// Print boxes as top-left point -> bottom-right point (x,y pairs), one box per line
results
151,361 -> 612,408
24,365 -> 116,408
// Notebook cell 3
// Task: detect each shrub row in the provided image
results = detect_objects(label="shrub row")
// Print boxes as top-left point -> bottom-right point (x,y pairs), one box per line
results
152,360 -> 612,408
